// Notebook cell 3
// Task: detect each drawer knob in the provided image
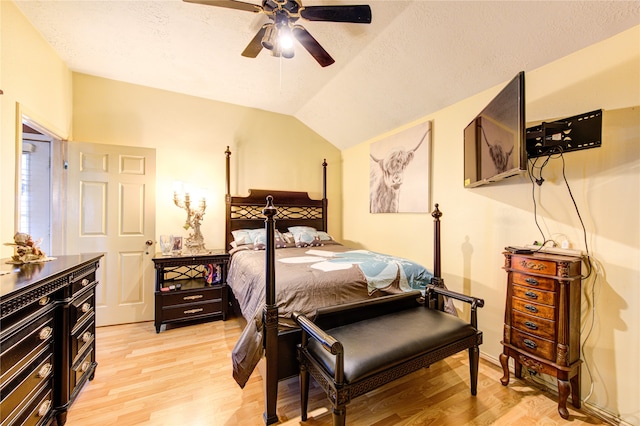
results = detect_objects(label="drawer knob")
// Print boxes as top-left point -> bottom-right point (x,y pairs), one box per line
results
82,278 -> 90,286
39,296 -> 51,306
81,302 -> 92,313
523,339 -> 537,350
524,321 -> 538,330
37,400 -> 52,417
524,291 -> 538,299
525,277 -> 539,285
81,361 -> 91,372
39,326 -> 53,340
524,304 -> 538,313
38,363 -> 53,378
82,331 -> 93,343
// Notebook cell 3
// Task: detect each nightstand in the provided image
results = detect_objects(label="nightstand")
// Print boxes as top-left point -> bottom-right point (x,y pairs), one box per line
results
152,250 -> 229,333
500,251 -> 582,419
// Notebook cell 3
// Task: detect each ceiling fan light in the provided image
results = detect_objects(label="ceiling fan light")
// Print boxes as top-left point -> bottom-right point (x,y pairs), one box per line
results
261,24 -> 277,50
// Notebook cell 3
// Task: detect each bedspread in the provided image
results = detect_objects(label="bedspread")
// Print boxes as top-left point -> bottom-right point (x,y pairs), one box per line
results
228,243 -> 436,387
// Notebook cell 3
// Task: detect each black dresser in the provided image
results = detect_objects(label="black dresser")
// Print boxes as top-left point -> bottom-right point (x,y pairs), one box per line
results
0,253 -> 103,426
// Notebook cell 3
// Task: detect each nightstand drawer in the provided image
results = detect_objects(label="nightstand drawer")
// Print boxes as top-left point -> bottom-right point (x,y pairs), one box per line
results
512,310 -> 555,341
512,284 -> 555,306
160,286 -> 222,308
511,328 -> 555,361
512,272 -> 555,292
160,300 -> 224,322
512,297 -> 555,321
511,255 -> 557,276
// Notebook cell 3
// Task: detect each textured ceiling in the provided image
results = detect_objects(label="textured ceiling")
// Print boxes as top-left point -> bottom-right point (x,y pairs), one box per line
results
14,0 -> 640,150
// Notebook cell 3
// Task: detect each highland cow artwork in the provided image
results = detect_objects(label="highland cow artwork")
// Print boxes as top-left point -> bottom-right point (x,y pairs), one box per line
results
369,121 -> 431,213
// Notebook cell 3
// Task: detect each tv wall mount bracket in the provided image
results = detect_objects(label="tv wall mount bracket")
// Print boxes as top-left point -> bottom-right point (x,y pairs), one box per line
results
526,109 -> 602,158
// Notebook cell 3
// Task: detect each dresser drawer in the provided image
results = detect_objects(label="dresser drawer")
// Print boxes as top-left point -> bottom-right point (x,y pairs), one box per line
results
511,255 -> 557,276
70,265 -> 97,296
11,383 -> 53,426
70,348 -> 95,397
512,297 -> 555,321
70,316 -> 95,365
160,299 -> 224,322
0,350 -> 53,424
512,310 -> 555,341
160,286 -> 223,308
1,314 -> 54,385
512,284 -> 555,306
511,328 -> 555,362
69,291 -> 95,331
512,272 -> 556,292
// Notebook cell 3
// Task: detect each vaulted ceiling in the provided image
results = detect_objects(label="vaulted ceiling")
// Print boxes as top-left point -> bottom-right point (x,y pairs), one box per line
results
14,0 -> 640,149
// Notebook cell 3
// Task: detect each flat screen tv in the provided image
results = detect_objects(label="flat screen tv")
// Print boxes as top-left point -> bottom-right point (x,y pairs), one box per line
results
464,71 -> 526,188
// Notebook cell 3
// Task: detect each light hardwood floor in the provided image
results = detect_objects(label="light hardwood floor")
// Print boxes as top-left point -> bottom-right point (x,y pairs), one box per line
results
65,318 -> 606,426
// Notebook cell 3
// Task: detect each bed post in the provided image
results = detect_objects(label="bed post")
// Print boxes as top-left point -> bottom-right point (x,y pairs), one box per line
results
262,196 -> 279,425
225,147 -> 232,248
322,159 -> 328,232
430,203 -> 444,310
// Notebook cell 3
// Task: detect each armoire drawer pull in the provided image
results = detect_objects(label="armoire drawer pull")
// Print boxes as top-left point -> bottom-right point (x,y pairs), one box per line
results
524,321 -> 538,330
81,302 -> 92,313
80,361 -> 91,373
523,339 -> 537,350
524,291 -> 538,299
524,304 -> 538,313
81,278 -> 90,286
39,326 -> 53,340
525,277 -> 539,285
38,363 -> 53,378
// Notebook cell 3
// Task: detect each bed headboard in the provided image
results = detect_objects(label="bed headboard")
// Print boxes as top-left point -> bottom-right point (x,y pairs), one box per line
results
224,147 -> 328,250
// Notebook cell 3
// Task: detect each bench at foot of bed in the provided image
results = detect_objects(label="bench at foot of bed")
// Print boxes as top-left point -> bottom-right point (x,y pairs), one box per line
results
293,287 -> 484,426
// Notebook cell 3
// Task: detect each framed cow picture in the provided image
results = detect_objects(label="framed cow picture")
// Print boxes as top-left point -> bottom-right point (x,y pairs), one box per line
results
369,120 -> 431,213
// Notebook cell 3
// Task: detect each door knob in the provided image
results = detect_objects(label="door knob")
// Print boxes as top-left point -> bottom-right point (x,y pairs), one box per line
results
145,240 -> 153,254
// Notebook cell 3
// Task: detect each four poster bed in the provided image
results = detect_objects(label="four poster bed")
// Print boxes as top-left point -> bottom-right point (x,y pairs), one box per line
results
223,148 -> 451,424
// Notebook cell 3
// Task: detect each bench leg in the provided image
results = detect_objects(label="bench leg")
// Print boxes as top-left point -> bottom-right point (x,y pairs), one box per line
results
332,406 -> 346,426
300,363 -> 310,421
469,345 -> 480,396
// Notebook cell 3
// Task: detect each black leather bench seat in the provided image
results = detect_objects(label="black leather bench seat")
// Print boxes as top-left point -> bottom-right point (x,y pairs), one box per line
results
308,306 -> 478,383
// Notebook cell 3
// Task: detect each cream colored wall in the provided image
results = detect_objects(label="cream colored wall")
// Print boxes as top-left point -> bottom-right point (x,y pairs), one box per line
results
0,1 -> 73,258
342,26 -> 640,424
72,74 -> 342,249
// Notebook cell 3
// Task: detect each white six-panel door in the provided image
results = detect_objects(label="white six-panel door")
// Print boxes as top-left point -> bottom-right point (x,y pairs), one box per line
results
66,142 -> 156,326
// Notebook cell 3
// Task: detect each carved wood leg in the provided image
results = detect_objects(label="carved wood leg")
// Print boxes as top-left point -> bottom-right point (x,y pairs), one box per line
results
469,346 -> 479,395
499,352 -> 510,386
300,363 -> 309,421
557,379 -> 571,419
332,406 -> 346,426
570,369 -> 581,409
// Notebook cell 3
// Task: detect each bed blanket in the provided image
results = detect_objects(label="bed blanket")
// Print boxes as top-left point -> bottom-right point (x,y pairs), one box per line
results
229,244 -> 442,387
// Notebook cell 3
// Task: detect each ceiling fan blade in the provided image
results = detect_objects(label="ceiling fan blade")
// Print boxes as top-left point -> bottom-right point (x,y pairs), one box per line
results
182,0 -> 261,13
300,5 -> 372,24
292,26 -> 335,67
241,26 -> 267,58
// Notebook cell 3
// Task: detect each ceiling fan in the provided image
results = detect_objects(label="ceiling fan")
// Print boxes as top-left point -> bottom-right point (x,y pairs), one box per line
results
183,0 -> 372,67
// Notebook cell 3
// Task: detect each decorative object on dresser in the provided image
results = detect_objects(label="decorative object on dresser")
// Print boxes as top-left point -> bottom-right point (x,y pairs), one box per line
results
500,251 -> 583,419
152,251 -> 229,333
0,253 -> 102,426
173,183 -> 207,254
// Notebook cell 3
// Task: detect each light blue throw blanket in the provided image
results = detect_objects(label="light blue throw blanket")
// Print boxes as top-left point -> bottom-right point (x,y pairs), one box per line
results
328,250 -> 434,294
